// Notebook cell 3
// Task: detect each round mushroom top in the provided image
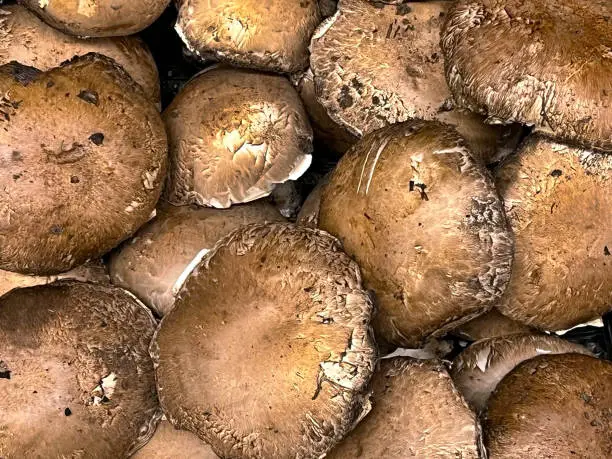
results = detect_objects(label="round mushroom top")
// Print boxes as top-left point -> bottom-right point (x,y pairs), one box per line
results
484,353 -> 612,458
133,420 -> 219,459
0,54 -> 167,275
175,0 -> 320,73
452,309 -> 535,342
494,136 -> 612,331
442,0 -> 612,152
163,67 -> 312,209
0,4 -> 161,107
109,201 -> 285,317
318,120 -> 513,348
151,223 -> 376,458
0,281 -> 159,458
451,333 -> 591,412
328,358 -> 481,458
19,0 -> 171,37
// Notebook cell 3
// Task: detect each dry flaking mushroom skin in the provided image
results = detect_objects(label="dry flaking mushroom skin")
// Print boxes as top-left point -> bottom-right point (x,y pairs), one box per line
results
0,53 -> 167,275
175,0 -> 320,73
133,420 -> 219,459
318,120 -> 513,349
163,67 -> 313,209
18,0 -> 171,38
0,4 -> 161,107
484,353 -> 612,458
150,223 -> 377,458
494,136 -> 612,331
451,333 -> 592,412
109,201 -> 285,317
442,0 -> 612,152
0,281 -> 160,458
452,308 -> 535,342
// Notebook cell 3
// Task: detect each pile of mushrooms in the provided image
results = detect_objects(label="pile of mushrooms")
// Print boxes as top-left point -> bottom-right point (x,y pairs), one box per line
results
1,0 -> 610,457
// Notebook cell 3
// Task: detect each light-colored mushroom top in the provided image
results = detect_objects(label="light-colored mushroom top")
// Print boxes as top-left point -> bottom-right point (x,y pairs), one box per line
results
133,420 -> 219,459
452,309 -> 534,342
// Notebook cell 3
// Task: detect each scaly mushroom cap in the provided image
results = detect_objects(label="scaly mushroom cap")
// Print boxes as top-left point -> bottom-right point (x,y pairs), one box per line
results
109,201 -> 285,317
163,67 -> 312,209
318,121 -> 513,348
175,0 -> 320,73
151,223 -> 376,458
442,0 -> 612,152
0,54 -> 167,275
495,136 -> 612,330
19,0 -> 171,37
0,281 -> 159,457
452,333 -> 591,412
328,358 -> 481,458
309,0 -> 519,163
133,420 -> 219,459
484,353 -> 612,457
296,173 -> 330,228
452,309 -> 535,342
0,4 -> 161,107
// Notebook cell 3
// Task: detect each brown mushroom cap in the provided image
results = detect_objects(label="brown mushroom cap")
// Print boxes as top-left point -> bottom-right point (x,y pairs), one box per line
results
151,223 -> 376,458
0,281 -> 159,457
328,357 -> 481,458
495,136 -> 612,330
133,420 -> 219,459
0,54 -> 167,275
109,201 -> 285,317
175,0 -> 320,73
296,173 -> 330,228
484,353 -> 612,457
0,4 -> 161,107
163,66 -> 312,209
452,309 -> 535,342
451,333 -> 591,412
318,120 -> 513,348
442,0 -> 612,152
19,0 -> 171,37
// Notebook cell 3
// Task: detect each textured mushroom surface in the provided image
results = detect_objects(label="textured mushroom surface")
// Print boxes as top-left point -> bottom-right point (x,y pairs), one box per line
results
0,54 -> 167,275
296,173 -> 329,228
442,0 -> 612,152
328,358 -> 481,458
19,0 -> 171,37
109,201 -> 285,317
151,223 -> 376,458
164,67 -> 312,209
133,420 -> 219,459
0,4 -> 160,107
495,136 -> 611,330
0,281 -> 159,457
484,353 -> 612,458
452,334 -> 591,412
452,309 -> 534,342
318,121 -> 513,348
175,0 -> 320,73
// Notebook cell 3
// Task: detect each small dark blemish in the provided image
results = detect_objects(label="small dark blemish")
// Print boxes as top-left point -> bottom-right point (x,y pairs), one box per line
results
321,317 -> 334,324
0,361 -> 10,379
364,212 -> 373,220
12,173 -> 21,181
64,408 -> 72,416
77,89 -> 99,106
409,180 -> 415,191
338,85 -> 354,109
46,80 -> 55,88
550,169 -> 563,177
396,4 -> 412,15
351,77 -> 364,94
604,246 -> 610,256
89,133 -> 104,146
70,176 -> 80,184
50,225 -> 63,235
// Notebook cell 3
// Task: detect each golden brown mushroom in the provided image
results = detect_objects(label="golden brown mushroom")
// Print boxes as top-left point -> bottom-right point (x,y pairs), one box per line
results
452,309 -> 535,342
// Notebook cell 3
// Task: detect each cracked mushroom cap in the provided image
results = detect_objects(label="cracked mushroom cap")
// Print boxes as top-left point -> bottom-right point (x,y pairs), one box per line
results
175,0 -> 320,73
494,136 -> 612,331
151,223 -> 376,458
442,0 -> 612,152
328,358 -> 482,458
318,120 -> 513,348
133,420 -> 219,459
484,353 -> 612,457
0,281 -> 159,457
0,4 -> 161,107
19,0 -> 171,37
452,309 -> 535,342
109,201 -> 285,317
163,67 -> 312,209
0,54 -> 167,275
451,333 -> 591,412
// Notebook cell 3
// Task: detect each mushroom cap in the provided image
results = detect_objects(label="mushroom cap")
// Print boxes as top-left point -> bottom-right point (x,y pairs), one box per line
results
0,54 -> 167,275
318,120 -> 513,348
328,357 -> 481,458
442,0 -> 612,152
484,353 -> 612,457
109,201 -> 285,317
19,0 -> 171,37
175,0 -> 320,73
163,66 -> 312,209
0,4 -> 161,107
0,281 -> 159,457
452,309 -> 535,342
296,173 -> 330,228
133,420 -> 219,459
151,223 -> 376,458
451,333 -> 592,412
495,136 -> 612,330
